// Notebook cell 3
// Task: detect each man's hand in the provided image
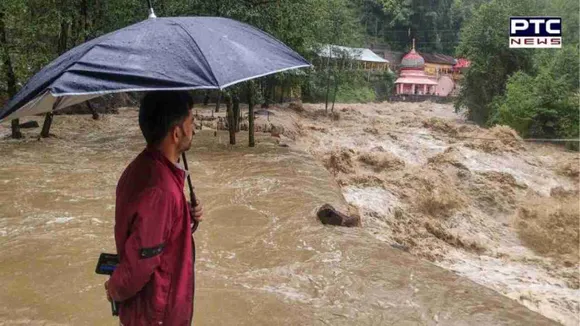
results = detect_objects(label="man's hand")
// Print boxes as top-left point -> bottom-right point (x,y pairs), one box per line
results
104,280 -> 112,302
105,279 -> 120,302
190,198 -> 204,222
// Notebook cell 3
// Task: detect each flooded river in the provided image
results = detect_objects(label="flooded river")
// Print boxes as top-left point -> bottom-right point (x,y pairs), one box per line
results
0,108 -> 556,325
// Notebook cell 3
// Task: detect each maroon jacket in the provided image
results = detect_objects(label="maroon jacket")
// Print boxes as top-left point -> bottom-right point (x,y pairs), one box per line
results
109,148 -> 194,325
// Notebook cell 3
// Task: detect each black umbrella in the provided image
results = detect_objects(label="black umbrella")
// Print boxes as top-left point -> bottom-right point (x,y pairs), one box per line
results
0,16 -> 310,121
0,14 -> 311,240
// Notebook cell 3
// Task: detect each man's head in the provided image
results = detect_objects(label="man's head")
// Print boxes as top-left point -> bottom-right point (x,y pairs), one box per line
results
139,91 -> 194,153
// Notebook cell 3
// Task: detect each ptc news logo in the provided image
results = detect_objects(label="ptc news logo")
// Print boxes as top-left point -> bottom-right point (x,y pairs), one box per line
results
510,17 -> 562,48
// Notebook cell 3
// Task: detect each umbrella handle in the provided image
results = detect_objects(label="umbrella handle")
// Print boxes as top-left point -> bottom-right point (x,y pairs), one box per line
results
181,152 -> 199,233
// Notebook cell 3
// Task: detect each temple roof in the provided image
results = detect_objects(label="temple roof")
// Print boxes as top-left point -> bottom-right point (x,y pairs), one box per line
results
454,58 -> 471,69
317,44 -> 389,63
401,49 -> 425,70
400,39 -> 425,70
419,52 -> 456,65
395,76 -> 438,85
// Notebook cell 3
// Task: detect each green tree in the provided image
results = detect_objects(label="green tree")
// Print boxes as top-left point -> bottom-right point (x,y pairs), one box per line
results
493,45 -> 579,148
546,0 -> 579,46
454,0 -> 540,124
367,0 -> 488,54
456,0 -> 579,151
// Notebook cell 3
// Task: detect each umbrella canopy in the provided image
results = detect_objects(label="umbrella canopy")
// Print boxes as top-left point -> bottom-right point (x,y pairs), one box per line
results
0,16 -> 311,122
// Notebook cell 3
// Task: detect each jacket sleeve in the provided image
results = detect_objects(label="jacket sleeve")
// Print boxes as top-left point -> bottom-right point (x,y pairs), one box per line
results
109,187 -> 175,302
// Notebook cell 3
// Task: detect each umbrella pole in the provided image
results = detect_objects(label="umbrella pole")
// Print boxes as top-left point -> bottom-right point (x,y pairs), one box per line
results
181,152 -> 199,232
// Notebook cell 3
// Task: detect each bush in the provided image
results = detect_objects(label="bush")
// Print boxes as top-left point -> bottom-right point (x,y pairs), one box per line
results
490,45 -> 579,150
370,71 -> 396,101
302,69 -> 377,103
335,84 -> 375,103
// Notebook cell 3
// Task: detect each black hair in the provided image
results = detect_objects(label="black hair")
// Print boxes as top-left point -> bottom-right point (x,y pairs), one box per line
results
139,91 -> 193,146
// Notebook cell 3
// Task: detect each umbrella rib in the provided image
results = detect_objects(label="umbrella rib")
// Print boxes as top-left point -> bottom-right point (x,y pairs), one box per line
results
168,19 -> 220,88
218,64 -> 311,90
54,85 -> 218,97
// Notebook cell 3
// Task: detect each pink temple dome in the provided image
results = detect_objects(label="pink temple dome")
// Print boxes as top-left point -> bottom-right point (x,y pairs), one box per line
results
400,49 -> 425,70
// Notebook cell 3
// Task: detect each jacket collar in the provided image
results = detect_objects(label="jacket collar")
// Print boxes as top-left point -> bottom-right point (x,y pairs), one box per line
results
144,147 -> 187,188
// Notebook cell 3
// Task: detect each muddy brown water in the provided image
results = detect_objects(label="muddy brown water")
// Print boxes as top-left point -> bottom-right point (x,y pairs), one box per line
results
0,109 -> 556,325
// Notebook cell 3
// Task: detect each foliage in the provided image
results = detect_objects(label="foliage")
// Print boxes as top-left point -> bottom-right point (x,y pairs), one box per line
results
303,68 -> 378,103
335,82 -> 376,103
545,0 -> 579,46
1,0 -> 578,146
354,0 -> 489,54
456,0 -> 579,149
372,70 -> 396,101
492,46 -> 579,149
0,0 -> 486,107
454,0 -> 540,124
0,0 -> 364,102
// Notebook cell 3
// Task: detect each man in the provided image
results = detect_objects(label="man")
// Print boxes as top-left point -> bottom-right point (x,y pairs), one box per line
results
105,91 -> 203,325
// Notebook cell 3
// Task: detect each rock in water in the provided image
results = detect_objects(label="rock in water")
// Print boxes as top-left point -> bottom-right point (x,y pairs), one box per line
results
317,204 -> 360,227
19,121 -> 40,129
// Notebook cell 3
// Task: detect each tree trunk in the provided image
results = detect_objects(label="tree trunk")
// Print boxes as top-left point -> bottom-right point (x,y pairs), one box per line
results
270,79 -> 276,106
225,94 -> 235,145
260,79 -> 265,108
70,17 -> 79,47
262,78 -> 271,109
40,113 -> 54,138
233,94 -> 240,132
279,84 -> 284,103
41,17 -> 70,138
81,0 -> 88,42
58,20 -> 69,55
0,10 -> 22,139
203,91 -> 210,106
215,91 -> 221,112
93,0 -> 103,40
285,84 -> 291,102
247,82 -> 255,147
325,59 -> 332,113
87,101 -> 99,120
332,73 -> 339,113
237,104 -> 242,132
10,119 -> 22,138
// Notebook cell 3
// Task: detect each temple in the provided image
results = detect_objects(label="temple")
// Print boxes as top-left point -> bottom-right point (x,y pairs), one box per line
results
394,39 -> 438,96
